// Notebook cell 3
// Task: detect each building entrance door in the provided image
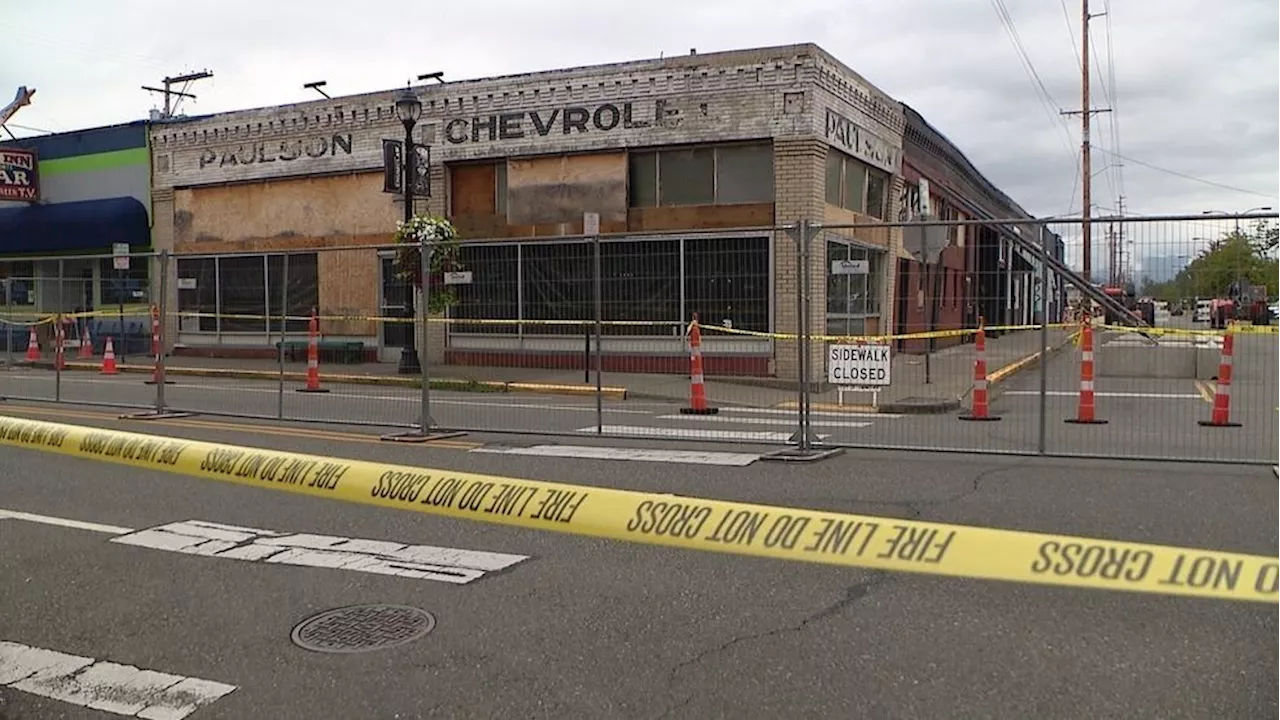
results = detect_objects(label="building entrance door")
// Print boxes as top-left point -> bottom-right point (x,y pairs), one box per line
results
378,255 -> 412,362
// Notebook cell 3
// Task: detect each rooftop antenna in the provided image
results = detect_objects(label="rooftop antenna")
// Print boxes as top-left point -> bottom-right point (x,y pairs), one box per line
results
417,72 -> 445,84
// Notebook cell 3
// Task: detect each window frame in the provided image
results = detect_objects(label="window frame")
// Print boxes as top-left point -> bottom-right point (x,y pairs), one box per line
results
628,142 -> 775,208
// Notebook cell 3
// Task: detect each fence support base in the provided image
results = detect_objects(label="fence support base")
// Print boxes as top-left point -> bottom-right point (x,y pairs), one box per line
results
120,410 -> 194,421
1064,419 -> 1109,425
380,428 -> 467,443
759,446 -> 845,463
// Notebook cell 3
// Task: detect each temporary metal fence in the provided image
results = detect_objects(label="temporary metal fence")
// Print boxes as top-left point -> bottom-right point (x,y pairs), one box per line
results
0,212 -> 1275,465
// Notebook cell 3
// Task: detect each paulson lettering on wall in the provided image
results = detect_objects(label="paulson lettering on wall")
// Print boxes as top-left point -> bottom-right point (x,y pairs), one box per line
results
0,148 -> 38,201
198,133 -> 354,169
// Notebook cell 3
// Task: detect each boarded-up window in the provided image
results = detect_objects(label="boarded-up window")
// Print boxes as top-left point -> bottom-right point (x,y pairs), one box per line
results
449,163 -> 498,216
507,152 -> 627,225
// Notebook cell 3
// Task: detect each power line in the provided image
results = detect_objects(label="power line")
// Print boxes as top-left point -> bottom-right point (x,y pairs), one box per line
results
988,0 -> 1077,161
1094,148 -> 1279,199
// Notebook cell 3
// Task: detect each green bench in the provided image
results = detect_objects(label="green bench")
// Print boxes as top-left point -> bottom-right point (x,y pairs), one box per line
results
275,340 -> 365,364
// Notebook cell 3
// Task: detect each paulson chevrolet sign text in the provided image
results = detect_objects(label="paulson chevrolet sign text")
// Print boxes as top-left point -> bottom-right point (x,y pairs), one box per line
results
0,148 -> 38,201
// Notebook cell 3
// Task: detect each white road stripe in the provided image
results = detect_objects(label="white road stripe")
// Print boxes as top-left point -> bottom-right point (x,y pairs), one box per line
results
0,508 -> 133,535
584,425 -> 828,442
1003,390 -> 1202,399
655,414 -> 873,428
0,640 -> 236,719
109,520 -> 528,583
0,510 -> 528,584
724,406 -> 903,419
472,444 -> 760,466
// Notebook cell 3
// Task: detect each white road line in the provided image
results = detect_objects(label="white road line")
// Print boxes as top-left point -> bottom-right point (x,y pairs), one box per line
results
0,640 -> 237,719
655,414 -> 873,428
472,444 -> 760,466
109,520 -> 528,584
4,375 -> 652,413
0,510 -> 529,584
583,425 -> 828,442
1003,390 -> 1202,399
0,508 -> 133,535
723,406 -> 903,419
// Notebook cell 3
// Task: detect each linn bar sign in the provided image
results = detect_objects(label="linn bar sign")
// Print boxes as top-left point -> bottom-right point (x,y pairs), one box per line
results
0,148 -> 38,201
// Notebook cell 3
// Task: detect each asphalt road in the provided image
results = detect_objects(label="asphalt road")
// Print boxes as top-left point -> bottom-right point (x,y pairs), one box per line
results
0,404 -> 1277,719
1,328 -> 1276,464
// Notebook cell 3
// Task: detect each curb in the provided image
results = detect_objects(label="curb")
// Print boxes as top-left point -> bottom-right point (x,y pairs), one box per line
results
985,330 -> 1082,396
17,361 -> 629,401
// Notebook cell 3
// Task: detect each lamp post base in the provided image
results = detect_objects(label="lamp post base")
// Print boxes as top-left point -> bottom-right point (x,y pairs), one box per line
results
397,347 -> 421,375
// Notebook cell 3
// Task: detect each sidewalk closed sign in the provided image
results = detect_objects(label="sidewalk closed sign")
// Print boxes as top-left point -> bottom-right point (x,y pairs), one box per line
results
828,343 -> 891,385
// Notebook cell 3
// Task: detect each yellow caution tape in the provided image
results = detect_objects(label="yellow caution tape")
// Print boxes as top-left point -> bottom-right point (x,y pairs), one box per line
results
0,414 -> 1273,604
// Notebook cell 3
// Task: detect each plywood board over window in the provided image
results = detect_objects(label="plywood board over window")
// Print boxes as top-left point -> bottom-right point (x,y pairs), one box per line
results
507,152 -> 627,226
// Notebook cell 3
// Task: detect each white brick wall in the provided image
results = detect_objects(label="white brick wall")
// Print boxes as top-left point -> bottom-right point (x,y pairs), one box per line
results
151,44 -> 906,193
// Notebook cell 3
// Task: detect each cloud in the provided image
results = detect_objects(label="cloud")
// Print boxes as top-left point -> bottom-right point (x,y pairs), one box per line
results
1,0 -> 1275,231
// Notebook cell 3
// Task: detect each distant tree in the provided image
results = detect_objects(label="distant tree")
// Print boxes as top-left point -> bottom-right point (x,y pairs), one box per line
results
1165,220 -> 1279,301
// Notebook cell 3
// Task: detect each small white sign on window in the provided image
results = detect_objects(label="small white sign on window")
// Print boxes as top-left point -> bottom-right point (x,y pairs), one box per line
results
177,277 -> 197,290
831,259 -> 869,275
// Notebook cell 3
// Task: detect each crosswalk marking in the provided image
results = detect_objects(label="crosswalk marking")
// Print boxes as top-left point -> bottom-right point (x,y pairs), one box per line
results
583,425 -> 825,442
655,414 -> 873,428
0,640 -> 236,719
110,520 -> 528,584
473,444 -> 760,466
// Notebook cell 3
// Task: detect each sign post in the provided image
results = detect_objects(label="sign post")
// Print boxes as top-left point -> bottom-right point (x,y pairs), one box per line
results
112,243 -> 129,362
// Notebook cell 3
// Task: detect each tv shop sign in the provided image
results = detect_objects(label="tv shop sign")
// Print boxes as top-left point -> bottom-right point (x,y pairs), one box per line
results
828,343 -> 891,385
0,148 -> 38,201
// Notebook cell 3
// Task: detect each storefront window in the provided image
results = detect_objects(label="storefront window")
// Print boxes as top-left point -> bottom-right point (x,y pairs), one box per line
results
826,239 -> 883,337
0,261 -> 36,306
451,235 -> 770,335
629,143 -> 774,207
97,258 -> 150,306
175,254 -> 318,334
825,149 -> 890,220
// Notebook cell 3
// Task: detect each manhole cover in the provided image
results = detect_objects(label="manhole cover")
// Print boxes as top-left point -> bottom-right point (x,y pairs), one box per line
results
291,604 -> 436,654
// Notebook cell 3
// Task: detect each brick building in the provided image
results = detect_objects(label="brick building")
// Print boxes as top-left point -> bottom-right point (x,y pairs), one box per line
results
896,105 -> 1065,352
144,43 -> 1043,381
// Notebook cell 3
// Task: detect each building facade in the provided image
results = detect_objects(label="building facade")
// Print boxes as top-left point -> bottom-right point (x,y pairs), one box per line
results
0,122 -> 154,320
147,44 -> 908,381
897,105 -> 1064,352
140,44 -> 1062,383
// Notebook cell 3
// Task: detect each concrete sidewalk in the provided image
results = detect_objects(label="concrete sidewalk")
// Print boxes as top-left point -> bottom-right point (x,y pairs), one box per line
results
3,328 -> 1074,412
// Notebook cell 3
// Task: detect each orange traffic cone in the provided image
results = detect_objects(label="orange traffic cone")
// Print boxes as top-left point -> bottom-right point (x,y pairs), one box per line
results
24,327 -> 39,362
296,309 -> 329,394
1199,332 -> 1241,428
101,337 -> 119,375
143,304 -> 173,385
679,313 -> 718,415
77,322 -> 94,359
1065,320 -> 1107,424
959,324 -> 1001,421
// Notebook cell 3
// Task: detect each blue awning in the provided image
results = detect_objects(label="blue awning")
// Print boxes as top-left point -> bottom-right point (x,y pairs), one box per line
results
0,197 -> 150,255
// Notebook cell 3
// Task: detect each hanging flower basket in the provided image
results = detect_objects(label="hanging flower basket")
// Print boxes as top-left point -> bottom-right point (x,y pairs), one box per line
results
392,214 -> 463,313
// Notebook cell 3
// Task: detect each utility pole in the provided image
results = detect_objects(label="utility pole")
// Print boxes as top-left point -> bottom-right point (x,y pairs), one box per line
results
142,70 -> 213,118
1062,0 -> 1110,285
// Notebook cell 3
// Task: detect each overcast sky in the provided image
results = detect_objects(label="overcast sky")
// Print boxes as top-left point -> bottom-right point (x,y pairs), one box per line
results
3,0 -> 1277,262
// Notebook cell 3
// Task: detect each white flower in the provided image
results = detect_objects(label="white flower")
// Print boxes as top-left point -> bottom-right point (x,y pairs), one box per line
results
395,214 -> 458,244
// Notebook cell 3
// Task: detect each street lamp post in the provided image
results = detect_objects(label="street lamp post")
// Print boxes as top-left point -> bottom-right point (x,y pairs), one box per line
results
1203,207 -> 1273,234
395,88 -> 423,375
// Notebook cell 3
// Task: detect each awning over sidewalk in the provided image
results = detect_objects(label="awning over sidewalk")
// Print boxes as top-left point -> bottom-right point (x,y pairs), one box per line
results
0,196 -> 149,254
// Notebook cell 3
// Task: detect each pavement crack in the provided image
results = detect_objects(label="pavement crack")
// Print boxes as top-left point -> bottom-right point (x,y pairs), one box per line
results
660,573 -> 889,718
